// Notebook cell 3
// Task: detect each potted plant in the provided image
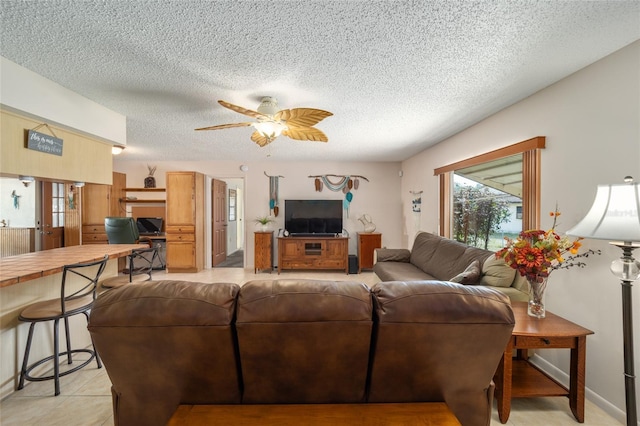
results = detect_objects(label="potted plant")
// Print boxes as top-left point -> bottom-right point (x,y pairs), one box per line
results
254,215 -> 274,231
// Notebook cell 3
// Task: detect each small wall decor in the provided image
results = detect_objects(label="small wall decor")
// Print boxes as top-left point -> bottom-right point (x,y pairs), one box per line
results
26,124 -> 63,156
11,190 -> 21,209
68,185 -> 77,210
307,174 -> 369,217
264,171 -> 284,216
411,190 -> 422,213
144,165 -> 157,188
410,190 -> 423,237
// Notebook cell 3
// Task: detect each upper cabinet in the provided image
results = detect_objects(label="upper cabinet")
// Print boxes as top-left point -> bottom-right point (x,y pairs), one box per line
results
81,172 -> 126,244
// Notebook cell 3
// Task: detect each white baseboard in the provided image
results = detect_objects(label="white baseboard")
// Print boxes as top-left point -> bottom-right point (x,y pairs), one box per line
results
529,353 -> 629,425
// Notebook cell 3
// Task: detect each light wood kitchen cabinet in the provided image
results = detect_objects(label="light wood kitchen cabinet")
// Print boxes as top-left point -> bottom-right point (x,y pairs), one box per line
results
81,172 -> 126,244
165,171 -> 205,272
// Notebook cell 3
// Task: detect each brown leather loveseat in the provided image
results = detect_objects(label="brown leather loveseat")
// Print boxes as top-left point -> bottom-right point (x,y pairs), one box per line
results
88,279 -> 515,426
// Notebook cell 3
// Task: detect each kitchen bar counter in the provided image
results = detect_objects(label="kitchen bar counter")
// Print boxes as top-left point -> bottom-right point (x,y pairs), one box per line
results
0,243 -> 146,399
0,244 -> 146,287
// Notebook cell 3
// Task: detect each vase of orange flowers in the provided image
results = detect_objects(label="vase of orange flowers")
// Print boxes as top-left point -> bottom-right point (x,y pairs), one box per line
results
496,208 -> 599,318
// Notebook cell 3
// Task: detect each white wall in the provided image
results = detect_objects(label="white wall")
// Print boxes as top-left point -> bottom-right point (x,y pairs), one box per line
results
0,57 -> 126,146
402,40 -> 640,423
114,160 -> 404,267
0,177 -> 36,227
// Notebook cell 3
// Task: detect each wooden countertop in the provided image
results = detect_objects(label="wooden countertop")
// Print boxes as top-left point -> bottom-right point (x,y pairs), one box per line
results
0,244 -> 147,288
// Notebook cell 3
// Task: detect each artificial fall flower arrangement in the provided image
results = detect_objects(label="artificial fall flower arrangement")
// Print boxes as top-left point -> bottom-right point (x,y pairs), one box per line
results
496,208 -> 599,283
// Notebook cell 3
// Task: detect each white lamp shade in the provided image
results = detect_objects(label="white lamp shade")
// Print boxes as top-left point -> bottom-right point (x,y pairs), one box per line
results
566,181 -> 640,243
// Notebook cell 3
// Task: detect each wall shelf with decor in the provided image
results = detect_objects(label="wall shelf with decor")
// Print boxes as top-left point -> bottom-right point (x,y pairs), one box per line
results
124,188 -> 166,192
121,187 -> 166,204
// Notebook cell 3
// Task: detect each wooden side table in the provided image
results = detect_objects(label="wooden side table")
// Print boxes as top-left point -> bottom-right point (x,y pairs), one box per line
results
357,232 -> 381,273
254,231 -> 273,273
494,302 -> 594,423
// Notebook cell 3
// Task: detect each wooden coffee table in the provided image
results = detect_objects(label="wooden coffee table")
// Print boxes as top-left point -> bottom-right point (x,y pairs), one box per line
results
168,403 -> 461,425
494,302 -> 594,423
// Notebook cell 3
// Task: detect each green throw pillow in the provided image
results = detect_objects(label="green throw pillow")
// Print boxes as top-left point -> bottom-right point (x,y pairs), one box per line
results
449,259 -> 481,284
479,256 -> 516,288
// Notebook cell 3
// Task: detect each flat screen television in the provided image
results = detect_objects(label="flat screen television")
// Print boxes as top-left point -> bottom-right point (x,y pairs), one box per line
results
284,200 -> 343,236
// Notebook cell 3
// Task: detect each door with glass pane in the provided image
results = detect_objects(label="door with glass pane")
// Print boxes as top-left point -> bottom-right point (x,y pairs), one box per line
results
41,181 -> 64,250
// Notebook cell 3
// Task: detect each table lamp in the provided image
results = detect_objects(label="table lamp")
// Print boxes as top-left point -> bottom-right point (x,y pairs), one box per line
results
566,176 -> 640,426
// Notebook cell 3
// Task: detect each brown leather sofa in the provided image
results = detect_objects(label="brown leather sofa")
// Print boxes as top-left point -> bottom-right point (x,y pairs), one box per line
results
88,279 -> 515,426
374,231 -> 530,302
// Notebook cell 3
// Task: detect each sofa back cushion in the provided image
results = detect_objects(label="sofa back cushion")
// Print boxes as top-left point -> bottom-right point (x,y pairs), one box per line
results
88,280 -> 242,426
410,232 -> 492,281
236,279 -> 373,404
368,280 -> 515,426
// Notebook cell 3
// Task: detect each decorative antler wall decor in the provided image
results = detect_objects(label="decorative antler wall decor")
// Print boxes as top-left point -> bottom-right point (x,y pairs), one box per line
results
307,174 -> 369,216
264,171 -> 284,216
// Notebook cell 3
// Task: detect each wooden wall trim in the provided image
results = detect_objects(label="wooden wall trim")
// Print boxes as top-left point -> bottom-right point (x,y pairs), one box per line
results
433,136 -> 545,176
436,136 -> 545,238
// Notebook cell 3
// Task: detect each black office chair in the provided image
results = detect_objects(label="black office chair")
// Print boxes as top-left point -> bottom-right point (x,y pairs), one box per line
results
17,255 -> 108,396
101,217 -> 160,288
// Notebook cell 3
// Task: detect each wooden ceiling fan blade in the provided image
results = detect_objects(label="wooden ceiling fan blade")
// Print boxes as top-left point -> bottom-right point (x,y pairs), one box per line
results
218,100 -> 266,119
275,108 -> 333,127
283,125 -> 329,142
195,122 -> 253,131
251,131 -> 272,147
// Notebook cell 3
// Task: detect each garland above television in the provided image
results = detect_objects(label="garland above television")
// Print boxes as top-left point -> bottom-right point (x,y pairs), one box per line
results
307,174 -> 369,216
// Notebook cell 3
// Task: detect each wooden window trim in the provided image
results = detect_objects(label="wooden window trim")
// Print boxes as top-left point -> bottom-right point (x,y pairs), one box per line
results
435,136 -> 545,237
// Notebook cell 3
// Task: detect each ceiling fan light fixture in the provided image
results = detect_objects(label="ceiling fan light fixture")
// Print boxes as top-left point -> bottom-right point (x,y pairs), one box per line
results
253,121 -> 288,140
256,96 -> 280,116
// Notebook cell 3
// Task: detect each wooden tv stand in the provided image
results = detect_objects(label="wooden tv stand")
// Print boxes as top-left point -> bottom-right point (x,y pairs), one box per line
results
277,236 -> 349,274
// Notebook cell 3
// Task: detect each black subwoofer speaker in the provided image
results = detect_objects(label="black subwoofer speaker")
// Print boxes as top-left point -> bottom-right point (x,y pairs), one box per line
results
348,255 -> 358,274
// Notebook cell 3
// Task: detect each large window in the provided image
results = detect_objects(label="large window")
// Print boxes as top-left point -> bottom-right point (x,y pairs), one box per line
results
434,136 -> 545,241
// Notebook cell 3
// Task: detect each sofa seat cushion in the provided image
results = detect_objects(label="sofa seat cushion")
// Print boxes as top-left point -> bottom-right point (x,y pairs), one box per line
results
236,279 -> 373,404
373,261 -> 435,282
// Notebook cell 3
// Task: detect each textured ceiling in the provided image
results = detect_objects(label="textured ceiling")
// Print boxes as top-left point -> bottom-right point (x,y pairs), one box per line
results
1,1 -> 639,162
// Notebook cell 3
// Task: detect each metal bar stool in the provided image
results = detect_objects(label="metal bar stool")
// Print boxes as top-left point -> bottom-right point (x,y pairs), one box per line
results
100,246 -> 159,289
17,254 -> 109,396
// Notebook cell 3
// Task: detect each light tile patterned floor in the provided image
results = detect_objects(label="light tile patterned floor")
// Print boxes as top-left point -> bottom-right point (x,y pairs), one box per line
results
0,268 -> 622,425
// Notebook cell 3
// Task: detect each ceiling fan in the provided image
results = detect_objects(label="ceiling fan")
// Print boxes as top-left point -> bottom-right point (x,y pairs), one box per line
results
195,97 -> 333,147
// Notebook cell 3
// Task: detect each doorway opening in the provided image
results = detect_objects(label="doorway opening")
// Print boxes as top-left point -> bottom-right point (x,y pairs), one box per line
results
211,177 -> 245,268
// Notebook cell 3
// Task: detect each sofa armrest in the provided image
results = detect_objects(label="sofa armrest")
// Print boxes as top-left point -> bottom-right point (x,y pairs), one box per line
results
374,248 -> 411,263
